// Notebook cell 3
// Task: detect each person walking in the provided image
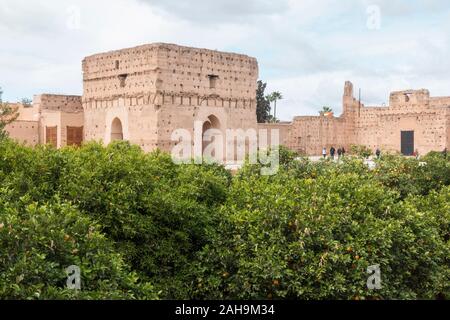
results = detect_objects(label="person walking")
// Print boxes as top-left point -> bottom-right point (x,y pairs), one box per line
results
375,148 -> 381,159
337,148 -> 342,160
322,147 -> 327,159
330,146 -> 336,160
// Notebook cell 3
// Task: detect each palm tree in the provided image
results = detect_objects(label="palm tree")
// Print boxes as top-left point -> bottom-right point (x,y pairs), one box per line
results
320,106 -> 333,114
267,91 -> 283,121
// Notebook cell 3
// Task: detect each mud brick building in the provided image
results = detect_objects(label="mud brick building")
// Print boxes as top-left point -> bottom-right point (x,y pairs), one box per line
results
5,43 -> 450,156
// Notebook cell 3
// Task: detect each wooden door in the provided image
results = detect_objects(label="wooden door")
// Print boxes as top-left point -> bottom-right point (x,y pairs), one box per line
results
67,126 -> 83,147
46,126 -> 57,148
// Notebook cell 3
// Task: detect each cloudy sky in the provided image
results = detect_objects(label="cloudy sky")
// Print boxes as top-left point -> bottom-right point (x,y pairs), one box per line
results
1,0 -> 450,120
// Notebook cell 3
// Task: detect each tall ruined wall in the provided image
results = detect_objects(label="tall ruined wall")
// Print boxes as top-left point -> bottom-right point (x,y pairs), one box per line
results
82,44 -> 160,148
355,90 -> 449,154
34,94 -> 83,148
447,108 -> 450,149
82,43 -> 258,154
289,115 -> 350,155
155,44 -> 258,154
285,82 -> 449,156
5,95 -> 83,147
5,120 -> 39,146
287,82 -> 359,155
257,123 -> 292,150
34,94 -> 83,113
3,103 -> 39,146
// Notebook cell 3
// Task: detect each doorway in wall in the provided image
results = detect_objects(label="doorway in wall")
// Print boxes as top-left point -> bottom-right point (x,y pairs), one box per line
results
401,131 -> 414,156
202,115 -> 221,159
111,118 -> 123,141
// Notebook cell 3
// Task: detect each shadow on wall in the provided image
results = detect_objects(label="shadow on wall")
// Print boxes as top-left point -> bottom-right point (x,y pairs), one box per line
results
111,117 -> 123,141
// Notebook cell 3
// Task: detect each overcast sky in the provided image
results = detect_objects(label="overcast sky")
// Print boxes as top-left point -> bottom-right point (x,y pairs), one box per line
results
1,0 -> 450,120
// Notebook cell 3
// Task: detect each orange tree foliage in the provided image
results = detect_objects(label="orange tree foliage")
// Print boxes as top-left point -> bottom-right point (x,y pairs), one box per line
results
0,140 -> 448,299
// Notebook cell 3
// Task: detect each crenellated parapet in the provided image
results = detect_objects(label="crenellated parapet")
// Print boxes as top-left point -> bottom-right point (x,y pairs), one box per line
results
82,43 -> 258,104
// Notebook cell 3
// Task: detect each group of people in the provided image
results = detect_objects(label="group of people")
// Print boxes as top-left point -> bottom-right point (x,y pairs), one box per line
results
322,146 -> 346,159
320,147 -> 448,160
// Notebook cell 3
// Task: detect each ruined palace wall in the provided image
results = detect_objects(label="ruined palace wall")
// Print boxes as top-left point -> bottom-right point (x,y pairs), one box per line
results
83,98 -> 158,149
34,94 -> 83,148
82,45 -> 161,149
356,96 -> 449,154
82,43 -> 258,154
355,107 -> 385,151
430,96 -> 450,150
287,84 -> 450,157
5,120 -> 39,146
257,123 -> 292,149
154,44 -> 258,154
289,117 -> 321,155
288,115 -> 350,155
34,94 -> 83,113
4,103 -> 40,146
429,96 -> 450,106
447,111 -> 450,149
14,103 -> 40,121
154,43 -> 257,100
82,46 -> 160,100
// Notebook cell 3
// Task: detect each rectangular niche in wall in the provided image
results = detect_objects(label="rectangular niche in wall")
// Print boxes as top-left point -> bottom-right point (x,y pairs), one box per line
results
208,75 -> 219,89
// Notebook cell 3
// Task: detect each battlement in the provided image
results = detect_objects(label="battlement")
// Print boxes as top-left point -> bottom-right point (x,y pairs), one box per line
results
82,43 -> 258,102
34,94 -> 83,113
389,89 -> 430,107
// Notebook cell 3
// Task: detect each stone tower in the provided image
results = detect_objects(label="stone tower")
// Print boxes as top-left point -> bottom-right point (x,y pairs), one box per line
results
82,43 -> 259,155
341,81 -> 360,148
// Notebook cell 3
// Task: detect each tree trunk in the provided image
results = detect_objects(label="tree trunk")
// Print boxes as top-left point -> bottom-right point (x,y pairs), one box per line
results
274,100 -> 277,121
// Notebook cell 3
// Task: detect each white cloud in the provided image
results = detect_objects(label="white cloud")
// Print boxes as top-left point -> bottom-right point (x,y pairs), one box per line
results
1,0 -> 450,122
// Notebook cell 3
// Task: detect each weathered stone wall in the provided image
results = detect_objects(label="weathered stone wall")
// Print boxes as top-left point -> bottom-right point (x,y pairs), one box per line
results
355,103 -> 449,154
290,115 -> 351,155
34,94 -> 83,148
4,120 -> 39,146
286,82 -> 450,156
82,43 -> 258,155
257,122 -> 292,150
4,42 -> 449,158
34,94 -> 83,113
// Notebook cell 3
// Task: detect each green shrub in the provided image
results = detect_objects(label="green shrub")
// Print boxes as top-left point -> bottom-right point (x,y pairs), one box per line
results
61,142 -> 228,298
0,193 -> 157,299
193,166 -> 449,299
350,145 -> 373,158
373,153 -> 450,198
0,138 -> 448,300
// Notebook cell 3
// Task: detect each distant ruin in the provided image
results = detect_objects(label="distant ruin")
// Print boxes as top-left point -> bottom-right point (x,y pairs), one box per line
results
5,43 -> 450,156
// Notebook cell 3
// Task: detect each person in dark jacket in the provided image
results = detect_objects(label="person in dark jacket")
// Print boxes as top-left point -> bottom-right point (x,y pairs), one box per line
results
375,148 -> 381,159
330,147 -> 336,160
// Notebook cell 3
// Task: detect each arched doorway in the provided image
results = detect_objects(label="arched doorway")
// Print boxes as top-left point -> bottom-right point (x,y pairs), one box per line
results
202,115 -> 222,160
111,117 -> 123,141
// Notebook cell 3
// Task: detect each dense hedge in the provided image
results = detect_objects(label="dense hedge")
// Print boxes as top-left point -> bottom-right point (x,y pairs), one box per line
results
0,138 -> 448,300
192,162 -> 449,299
0,195 -> 157,299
